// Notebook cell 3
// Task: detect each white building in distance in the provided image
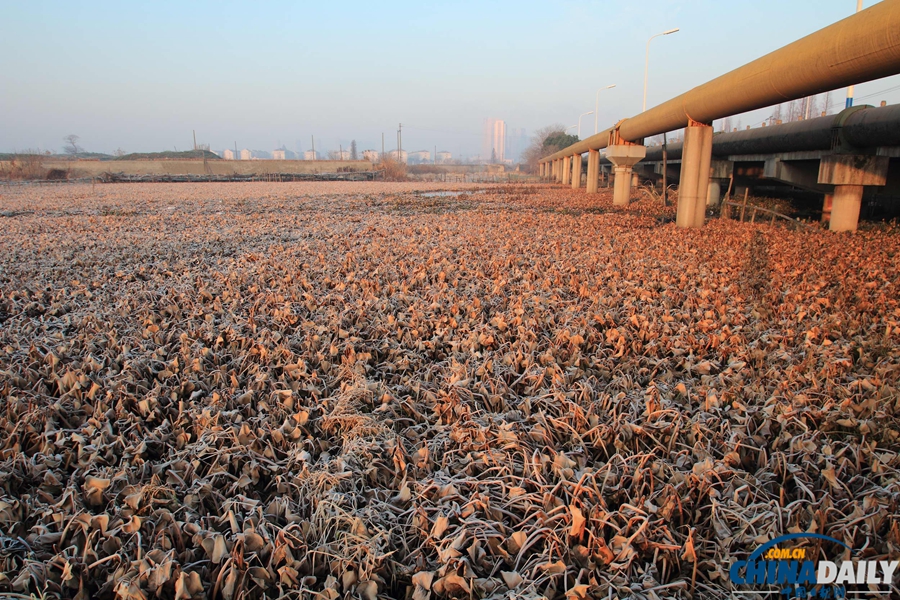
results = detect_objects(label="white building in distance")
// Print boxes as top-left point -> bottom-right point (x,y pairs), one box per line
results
224,149 -> 237,160
436,151 -> 452,163
272,150 -> 286,160
362,150 -> 379,162
388,149 -> 408,163
482,118 -> 506,163
240,149 -> 252,161
408,150 -> 430,164
303,150 -> 319,160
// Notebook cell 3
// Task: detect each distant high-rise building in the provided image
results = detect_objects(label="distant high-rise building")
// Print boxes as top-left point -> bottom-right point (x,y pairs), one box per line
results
509,128 -> 527,163
482,118 -> 506,163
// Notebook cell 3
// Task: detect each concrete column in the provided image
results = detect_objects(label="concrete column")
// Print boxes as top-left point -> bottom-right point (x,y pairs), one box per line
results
676,122 -> 713,228
817,154 -> 889,232
606,144 -> 647,206
540,162 -> 545,180
571,153 -> 582,189
586,149 -> 600,193
821,193 -> 833,223
553,159 -> 559,182
562,156 -> 571,185
631,171 -> 639,189
707,160 -> 733,208
707,180 -> 721,207
613,168 -> 631,204
830,185 -> 863,232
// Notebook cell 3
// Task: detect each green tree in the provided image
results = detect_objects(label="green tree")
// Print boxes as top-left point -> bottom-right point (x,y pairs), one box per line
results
542,132 -> 579,151
521,125 -> 578,173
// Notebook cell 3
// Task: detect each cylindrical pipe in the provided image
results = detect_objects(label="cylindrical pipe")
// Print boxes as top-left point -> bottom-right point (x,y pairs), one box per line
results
640,103 -> 900,162
843,103 -> 900,147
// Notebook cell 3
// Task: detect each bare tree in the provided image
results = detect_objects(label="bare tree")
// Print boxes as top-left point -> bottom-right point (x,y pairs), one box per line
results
350,140 -> 358,161
63,134 -> 81,156
521,123 -> 568,173
114,148 -> 126,157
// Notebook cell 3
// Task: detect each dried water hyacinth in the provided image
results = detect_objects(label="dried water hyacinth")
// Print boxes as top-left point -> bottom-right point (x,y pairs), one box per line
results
0,181 -> 898,600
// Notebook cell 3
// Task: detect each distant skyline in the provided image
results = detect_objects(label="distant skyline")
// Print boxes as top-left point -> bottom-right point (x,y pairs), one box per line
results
3,0 -> 900,158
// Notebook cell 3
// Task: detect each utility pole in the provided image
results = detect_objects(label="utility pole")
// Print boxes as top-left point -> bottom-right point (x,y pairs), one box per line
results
662,132 -> 668,207
234,141 -> 238,159
382,133 -> 385,161
311,135 -> 315,160
192,130 -> 197,151
398,123 -> 402,162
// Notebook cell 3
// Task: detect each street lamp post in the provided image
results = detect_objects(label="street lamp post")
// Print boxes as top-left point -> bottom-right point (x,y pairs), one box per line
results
578,111 -> 593,139
595,84 -> 616,134
643,28 -> 680,112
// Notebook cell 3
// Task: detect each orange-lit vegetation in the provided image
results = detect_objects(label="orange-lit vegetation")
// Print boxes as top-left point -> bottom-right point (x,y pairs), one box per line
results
0,182 -> 898,599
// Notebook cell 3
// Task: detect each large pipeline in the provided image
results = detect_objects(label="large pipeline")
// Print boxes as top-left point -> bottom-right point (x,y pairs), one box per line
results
641,103 -> 900,162
542,0 -> 900,164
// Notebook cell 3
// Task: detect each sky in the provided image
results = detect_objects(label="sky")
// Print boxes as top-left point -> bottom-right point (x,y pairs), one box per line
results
2,0 -> 899,159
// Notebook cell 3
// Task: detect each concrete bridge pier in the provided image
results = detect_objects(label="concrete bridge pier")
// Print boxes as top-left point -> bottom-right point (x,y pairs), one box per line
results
571,153 -> 582,189
677,121 -> 714,228
821,193 -> 833,223
562,156 -> 570,185
831,185 -> 864,232
586,149 -> 600,193
818,154 -> 889,231
707,160 -> 734,208
607,144 -> 647,205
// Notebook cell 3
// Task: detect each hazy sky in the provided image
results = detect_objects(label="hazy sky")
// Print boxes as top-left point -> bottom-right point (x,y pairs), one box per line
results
3,0 -> 899,158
